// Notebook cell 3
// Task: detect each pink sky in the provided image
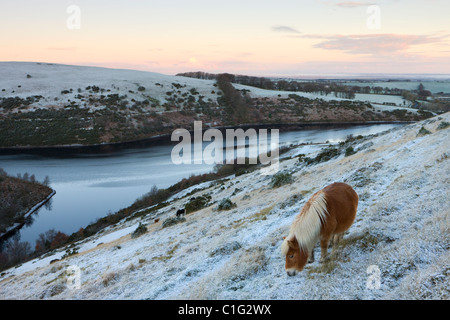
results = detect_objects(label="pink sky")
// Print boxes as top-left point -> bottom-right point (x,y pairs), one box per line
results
1,0 -> 449,76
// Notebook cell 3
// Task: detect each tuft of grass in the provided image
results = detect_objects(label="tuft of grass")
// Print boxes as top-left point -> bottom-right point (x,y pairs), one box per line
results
187,246 -> 268,298
307,259 -> 340,275
417,126 -> 432,137
151,244 -> 179,262
227,247 -> 268,285
437,121 -> 450,130
436,152 -> 449,163
210,241 -> 242,257
339,231 -> 384,251
102,272 -> 119,287
47,283 -> 66,297
167,244 -> 179,256
231,205 -> 274,229
307,230 -> 389,276
280,193 -> 303,209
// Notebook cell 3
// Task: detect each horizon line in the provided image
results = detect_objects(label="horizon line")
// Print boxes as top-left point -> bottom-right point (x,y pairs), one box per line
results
2,60 -> 450,80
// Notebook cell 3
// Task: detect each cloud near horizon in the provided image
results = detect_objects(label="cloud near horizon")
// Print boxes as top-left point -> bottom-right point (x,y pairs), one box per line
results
271,25 -> 301,34
306,33 -> 448,55
334,1 -> 375,8
315,0 -> 375,8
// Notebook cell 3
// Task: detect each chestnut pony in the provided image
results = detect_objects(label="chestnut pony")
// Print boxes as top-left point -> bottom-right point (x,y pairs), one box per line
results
281,182 -> 358,276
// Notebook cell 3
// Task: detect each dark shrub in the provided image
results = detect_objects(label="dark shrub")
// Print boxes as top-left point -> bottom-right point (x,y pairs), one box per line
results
345,146 -> 356,157
185,195 -> 211,214
131,222 -> 147,238
217,198 -> 236,211
437,121 -> 450,130
162,216 -> 186,229
270,172 -> 293,188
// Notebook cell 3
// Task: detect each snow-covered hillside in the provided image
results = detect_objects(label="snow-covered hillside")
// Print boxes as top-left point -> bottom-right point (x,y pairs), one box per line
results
1,112 -> 448,300
0,62 -> 409,109
0,61 -> 219,109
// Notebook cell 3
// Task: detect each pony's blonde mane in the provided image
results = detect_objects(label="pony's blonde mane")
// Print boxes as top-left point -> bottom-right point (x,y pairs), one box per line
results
281,191 -> 328,255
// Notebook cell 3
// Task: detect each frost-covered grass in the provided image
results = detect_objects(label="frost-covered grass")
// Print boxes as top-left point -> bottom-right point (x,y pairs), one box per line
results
0,113 -> 449,300
0,62 -> 220,109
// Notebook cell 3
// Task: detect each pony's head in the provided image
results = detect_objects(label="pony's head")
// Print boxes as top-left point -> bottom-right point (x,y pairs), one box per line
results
281,236 -> 308,276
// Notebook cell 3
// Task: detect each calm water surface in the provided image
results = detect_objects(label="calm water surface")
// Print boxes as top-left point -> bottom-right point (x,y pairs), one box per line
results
0,123 -> 403,245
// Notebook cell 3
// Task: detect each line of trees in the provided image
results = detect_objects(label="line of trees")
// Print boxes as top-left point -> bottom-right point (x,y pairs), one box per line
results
216,73 -> 251,123
178,71 -> 358,99
13,171 -> 50,186
177,72 -> 441,102
177,71 -> 274,90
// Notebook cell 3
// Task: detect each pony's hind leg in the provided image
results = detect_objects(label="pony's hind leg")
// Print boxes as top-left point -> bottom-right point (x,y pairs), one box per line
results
332,233 -> 344,251
330,233 -> 344,260
319,236 -> 331,263
308,244 -> 315,263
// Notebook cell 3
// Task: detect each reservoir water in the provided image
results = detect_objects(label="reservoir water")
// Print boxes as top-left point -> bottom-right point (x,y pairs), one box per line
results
0,123 -> 404,246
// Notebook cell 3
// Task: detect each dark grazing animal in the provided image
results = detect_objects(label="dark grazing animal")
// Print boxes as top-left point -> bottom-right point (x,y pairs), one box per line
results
176,208 -> 186,217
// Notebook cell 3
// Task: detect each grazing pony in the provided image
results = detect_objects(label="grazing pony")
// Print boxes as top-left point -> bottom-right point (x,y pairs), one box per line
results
281,182 -> 358,276
176,208 -> 186,217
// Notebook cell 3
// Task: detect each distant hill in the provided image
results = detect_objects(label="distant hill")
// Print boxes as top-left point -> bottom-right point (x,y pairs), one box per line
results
0,62 -> 433,148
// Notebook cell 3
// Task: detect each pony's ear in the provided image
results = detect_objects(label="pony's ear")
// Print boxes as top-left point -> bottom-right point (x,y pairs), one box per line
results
287,237 -> 298,249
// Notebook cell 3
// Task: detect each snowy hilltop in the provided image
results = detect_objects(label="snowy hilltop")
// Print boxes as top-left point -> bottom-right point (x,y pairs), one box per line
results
0,112 -> 449,300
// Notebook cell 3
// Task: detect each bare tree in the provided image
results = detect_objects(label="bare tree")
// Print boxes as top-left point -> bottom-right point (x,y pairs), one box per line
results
4,234 -> 31,266
42,176 -> 51,187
